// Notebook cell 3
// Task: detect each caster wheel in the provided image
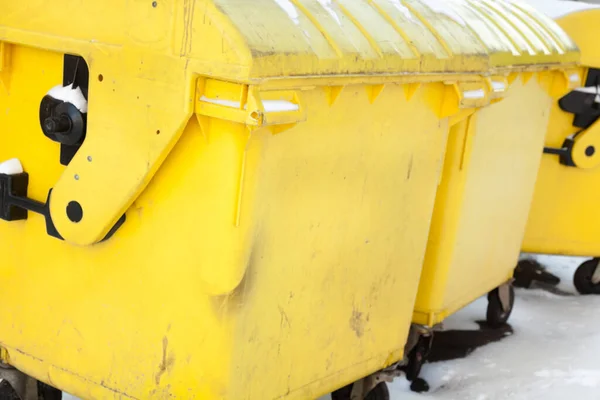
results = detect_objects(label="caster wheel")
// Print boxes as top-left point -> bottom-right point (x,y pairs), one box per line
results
410,377 -> 430,393
37,382 -> 62,400
574,259 -> 600,295
0,381 -> 19,400
404,335 -> 432,382
514,259 -> 560,289
486,284 -> 515,328
331,382 -> 389,400
0,380 -> 62,400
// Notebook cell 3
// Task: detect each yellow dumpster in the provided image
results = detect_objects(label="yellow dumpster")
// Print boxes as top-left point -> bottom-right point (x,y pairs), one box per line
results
0,1 -> 578,399
520,5 -> 600,295
408,0 -> 580,383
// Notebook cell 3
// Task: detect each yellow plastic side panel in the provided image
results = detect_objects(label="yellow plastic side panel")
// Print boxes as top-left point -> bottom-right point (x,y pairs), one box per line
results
0,82 -> 449,399
414,77 -> 552,326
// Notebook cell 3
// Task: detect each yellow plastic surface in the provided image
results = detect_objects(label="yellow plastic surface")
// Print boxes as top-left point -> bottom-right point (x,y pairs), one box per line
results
523,9 -> 600,256
413,72 -> 570,327
0,0 -> 580,399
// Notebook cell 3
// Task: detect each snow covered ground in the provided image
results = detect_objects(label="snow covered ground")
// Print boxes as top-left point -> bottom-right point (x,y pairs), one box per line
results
332,254 -> 599,400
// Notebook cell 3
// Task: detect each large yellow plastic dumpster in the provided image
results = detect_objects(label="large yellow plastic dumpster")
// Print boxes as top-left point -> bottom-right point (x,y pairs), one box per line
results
0,1 -> 579,399
410,0 -> 580,370
520,5 -> 600,294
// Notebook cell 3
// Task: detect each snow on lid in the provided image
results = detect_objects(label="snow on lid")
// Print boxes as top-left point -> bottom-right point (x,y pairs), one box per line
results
463,89 -> 486,99
570,73 -> 581,83
388,0 -> 417,22
201,96 -> 299,112
518,0 -> 600,19
274,0 -> 300,25
574,85 -> 600,94
317,0 -> 342,26
492,81 -> 507,92
262,100 -> 300,112
200,95 -> 241,109
573,86 -> 600,103
0,158 -> 23,175
47,84 -> 88,113
422,0 -> 467,26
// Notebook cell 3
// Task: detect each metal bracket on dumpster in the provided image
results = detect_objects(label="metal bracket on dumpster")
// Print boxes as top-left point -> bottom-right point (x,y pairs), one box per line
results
543,119 -> 600,169
0,363 -> 39,400
0,172 -> 124,241
195,78 -> 306,134
544,69 -> 600,169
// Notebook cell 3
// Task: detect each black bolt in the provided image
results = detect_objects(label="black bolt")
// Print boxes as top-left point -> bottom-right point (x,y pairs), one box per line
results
586,146 -> 596,157
152,1 -> 157,7
43,116 -> 71,134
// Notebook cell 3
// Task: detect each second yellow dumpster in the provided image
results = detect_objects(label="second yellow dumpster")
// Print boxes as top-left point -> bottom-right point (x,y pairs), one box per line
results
409,0 -> 580,379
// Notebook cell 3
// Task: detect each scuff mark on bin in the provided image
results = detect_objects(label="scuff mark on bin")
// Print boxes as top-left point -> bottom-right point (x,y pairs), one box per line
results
7,346 -> 139,399
155,336 -> 175,385
407,154 -> 414,180
180,0 -> 197,56
279,306 -> 291,329
349,308 -> 364,338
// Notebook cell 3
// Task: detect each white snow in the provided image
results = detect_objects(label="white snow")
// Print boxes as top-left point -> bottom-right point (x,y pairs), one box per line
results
573,86 -> 600,103
199,95 -> 241,109
574,85 -> 600,94
317,0 -> 342,26
262,100 -> 299,112
200,96 -> 299,112
0,158 -> 23,175
47,84 -> 88,113
519,0 -> 600,19
389,0 -> 417,22
274,0 -> 300,25
491,81 -> 506,92
463,89 -> 486,99
570,73 -> 581,84
422,0 -> 467,26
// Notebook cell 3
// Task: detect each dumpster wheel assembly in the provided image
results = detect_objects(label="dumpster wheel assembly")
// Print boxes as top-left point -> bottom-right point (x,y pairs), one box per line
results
0,363 -> 62,400
331,381 -> 389,400
574,258 -> 600,295
486,283 -> 515,328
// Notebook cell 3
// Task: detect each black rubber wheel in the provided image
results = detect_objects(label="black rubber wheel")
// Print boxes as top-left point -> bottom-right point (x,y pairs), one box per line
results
0,381 -> 19,400
37,382 -> 62,400
514,259 -> 560,289
486,284 -> 515,328
574,259 -> 600,295
404,336 -> 431,382
0,380 -> 62,400
331,382 -> 389,400
410,377 -> 430,393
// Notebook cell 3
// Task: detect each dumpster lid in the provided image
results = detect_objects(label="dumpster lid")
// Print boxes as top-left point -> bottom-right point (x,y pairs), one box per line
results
184,0 -> 579,81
